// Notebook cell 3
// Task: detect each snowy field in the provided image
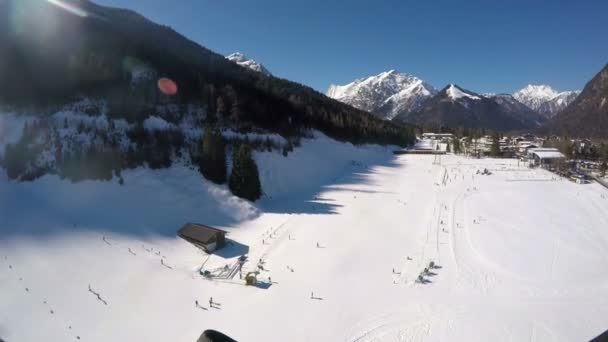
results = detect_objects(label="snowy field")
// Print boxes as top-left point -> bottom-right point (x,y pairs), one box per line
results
2,141 -> 608,341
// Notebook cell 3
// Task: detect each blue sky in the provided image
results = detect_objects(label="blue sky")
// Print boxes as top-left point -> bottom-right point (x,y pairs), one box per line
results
94,0 -> 608,94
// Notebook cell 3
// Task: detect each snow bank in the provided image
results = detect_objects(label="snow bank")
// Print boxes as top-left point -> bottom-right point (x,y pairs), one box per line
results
0,165 -> 258,237
255,131 -> 393,200
0,112 -> 31,158
143,116 -> 174,131
222,129 -> 287,146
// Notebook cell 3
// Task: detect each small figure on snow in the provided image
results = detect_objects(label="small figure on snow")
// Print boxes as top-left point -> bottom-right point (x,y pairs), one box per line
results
195,300 -> 199,307
209,297 -> 213,307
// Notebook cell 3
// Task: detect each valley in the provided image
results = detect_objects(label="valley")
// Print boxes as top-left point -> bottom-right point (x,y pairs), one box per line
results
2,149 -> 607,341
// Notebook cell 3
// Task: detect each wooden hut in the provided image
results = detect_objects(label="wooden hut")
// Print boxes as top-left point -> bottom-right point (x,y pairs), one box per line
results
178,223 -> 227,252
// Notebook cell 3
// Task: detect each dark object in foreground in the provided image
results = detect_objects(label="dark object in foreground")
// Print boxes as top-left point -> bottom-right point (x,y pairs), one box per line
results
590,328 -> 608,342
197,329 -> 237,342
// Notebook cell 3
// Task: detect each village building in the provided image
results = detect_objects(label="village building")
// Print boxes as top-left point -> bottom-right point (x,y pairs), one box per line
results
178,223 -> 227,253
527,148 -> 566,168
421,133 -> 454,142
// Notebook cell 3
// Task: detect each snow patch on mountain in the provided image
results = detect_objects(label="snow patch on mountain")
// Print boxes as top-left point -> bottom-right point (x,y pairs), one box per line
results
446,84 -> 480,101
513,85 -> 579,117
226,52 -> 271,76
326,70 -> 436,120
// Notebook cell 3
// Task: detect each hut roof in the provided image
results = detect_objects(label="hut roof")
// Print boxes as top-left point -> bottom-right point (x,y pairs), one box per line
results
178,223 -> 227,244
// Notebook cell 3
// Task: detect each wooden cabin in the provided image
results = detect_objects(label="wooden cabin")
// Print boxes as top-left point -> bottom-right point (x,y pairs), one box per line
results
178,223 -> 227,252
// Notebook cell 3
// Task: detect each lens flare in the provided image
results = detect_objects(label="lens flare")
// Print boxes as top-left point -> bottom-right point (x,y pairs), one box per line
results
158,78 -> 178,96
46,0 -> 88,18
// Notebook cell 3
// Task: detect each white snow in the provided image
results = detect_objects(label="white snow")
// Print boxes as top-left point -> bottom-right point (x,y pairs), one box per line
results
446,84 -> 481,100
221,129 -> 288,147
0,112 -> 31,158
2,146 -> 608,341
226,52 -> 272,76
143,116 -> 175,131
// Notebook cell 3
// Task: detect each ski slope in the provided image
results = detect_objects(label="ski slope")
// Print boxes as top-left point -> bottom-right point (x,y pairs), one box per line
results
2,146 -> 608,341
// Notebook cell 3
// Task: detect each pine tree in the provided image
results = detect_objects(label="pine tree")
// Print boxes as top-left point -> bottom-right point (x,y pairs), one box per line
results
199,127 -> 227,184
490,134 -> 501,158
229,144 -> 262,201
453,138 -> 461,154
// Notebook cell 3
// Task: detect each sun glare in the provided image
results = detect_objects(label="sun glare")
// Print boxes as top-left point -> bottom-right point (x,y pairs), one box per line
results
46,0 -> 88,18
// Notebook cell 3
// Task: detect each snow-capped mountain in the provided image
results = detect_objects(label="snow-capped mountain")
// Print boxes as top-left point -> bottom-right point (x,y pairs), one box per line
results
396,84 -> 543,130
226,52 -> 272,76
513,85 -> 579,118
537,91 -> 579,117
326,70 -> 437,120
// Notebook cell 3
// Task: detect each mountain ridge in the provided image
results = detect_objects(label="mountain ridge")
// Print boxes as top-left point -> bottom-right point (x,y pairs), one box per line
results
326,70 -> 437,120
0,0 -> 414,148
395,84 -> 544,131
542,64 -> 608,138
226,52 -> 272,76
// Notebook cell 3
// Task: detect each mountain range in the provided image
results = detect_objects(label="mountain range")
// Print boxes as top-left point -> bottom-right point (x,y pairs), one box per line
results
394,84 -> 544,131
513,85 -> 580,118
327,70 -> 581,131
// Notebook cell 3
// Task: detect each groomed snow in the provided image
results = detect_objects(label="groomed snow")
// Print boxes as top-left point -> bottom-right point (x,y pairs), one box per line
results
2,147 -> 608,341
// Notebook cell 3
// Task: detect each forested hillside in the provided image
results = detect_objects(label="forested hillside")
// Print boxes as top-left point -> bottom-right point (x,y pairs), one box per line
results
0,0 -> 415,199
0,0 -> 414,147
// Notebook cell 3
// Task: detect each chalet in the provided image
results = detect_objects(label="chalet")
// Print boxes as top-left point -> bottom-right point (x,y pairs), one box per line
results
517,142 -> 538,155
178,223 -> 227,252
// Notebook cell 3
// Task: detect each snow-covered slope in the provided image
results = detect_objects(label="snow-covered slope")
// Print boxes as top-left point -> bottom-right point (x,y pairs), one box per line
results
513,85 -> 579,118
2,154 -> 608,342
225,52 -> 272,76
326,70 -> 437,120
